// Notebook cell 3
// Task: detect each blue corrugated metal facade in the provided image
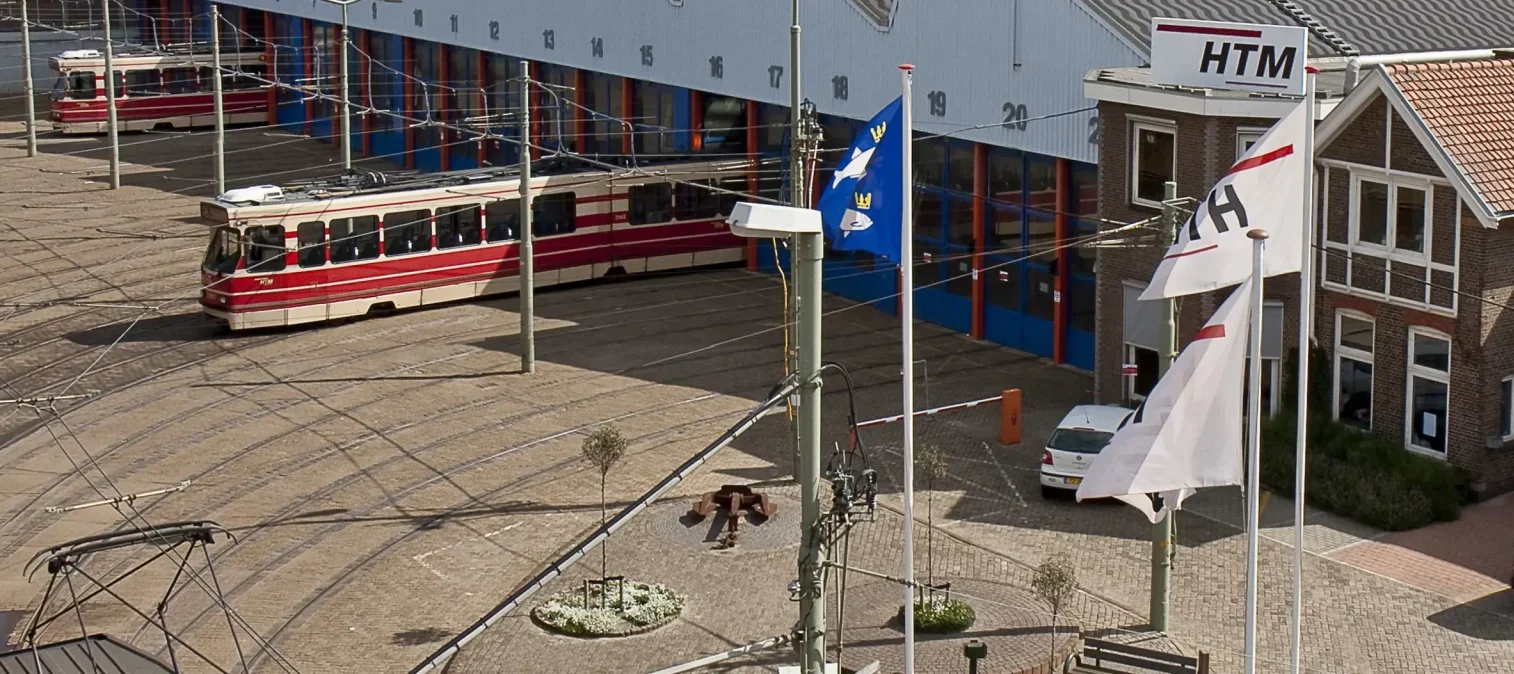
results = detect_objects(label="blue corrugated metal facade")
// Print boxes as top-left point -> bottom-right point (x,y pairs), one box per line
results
136,0 -> 1138,370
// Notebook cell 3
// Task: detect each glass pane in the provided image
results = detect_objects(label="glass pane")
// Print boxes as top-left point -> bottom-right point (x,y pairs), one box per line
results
1396,186 -> 1426,252
702,96 -> 747,154
988,148 -> 1022,203
297,222 -> 326,268
1358,180 -> 1389,245
915,192 -> 942,238
1410,376 -> 1448,453
1135,127 -> 1175,203
485,200 -> 520,242
1027,157 -> 1057,210
1069,162 -> 1098,217
1339,315 -> 1374,354
384,210 -> 432,256
946,198 -> 974,247
988,205 -> 1022,252
1027,210 -> 1056,261
948,142 -> 974,193
915,136 -> 945,188
986,263 -> 1020,310
1047,428 -> 1113,454
1412,332 -> 1450,372
1337,356 -> 1373,429
1503,379 -> 1513,437
245,226 -> 286,273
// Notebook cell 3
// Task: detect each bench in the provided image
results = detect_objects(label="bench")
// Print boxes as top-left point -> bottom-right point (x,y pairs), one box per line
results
1073,638 -> 1209,674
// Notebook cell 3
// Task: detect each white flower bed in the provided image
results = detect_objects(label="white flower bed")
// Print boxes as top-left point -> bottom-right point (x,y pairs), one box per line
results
533,581 -> 686,637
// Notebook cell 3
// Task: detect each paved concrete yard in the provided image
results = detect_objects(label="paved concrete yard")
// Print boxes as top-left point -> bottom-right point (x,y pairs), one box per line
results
1,105 -> 1512,674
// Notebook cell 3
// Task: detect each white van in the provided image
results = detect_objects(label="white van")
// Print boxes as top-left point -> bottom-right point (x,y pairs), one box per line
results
1039,404 -> 1135,498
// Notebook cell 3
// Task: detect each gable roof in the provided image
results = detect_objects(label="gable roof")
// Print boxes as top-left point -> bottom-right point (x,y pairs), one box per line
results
1080,0 -> 1514,58
0,634 -> 174,674
1387,59 -> 1514,218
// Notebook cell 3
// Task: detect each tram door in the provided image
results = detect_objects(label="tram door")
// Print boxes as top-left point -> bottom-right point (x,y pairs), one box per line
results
294,220 -> 330,322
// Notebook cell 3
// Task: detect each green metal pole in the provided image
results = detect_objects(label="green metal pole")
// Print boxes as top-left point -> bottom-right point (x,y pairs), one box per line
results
1150,179 -> 1178,632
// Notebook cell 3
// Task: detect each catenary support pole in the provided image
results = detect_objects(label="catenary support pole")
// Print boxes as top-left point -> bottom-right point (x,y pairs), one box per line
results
20,0 -> 37,157
786,0 -> 804,475
1243,228 -> 1268,674
1150,179 -> 1178,632
796,227 -> 826,674
518,61 -> 535,374
899,62 -> 917,674
1290,68 -> 1318,674
338,1 -> 352,171
212,3 -> 225,194
102,0 -> 120,189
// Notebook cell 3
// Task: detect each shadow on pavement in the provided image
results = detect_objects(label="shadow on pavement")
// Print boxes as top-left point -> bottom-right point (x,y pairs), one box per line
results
1428,589 -> 1514,641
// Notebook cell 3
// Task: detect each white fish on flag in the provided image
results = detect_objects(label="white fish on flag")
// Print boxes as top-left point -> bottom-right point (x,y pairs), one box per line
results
1077,278 -> 1253,522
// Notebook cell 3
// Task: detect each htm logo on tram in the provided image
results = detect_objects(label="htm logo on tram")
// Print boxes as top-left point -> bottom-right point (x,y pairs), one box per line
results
1198,40 -> 1297,83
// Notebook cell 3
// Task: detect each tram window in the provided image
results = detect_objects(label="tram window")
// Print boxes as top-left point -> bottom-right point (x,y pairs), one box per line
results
124,70 -> 160,96
675,180 -> 720,221
384,210 -> 433,256
628,184 -> 672,225
329,215 -> 379,263
164,68 -> 199,94
66,72 -> 96,99
437,205 -> 482,249
533,192 -> 578,236
485,199 -> 521,242
297,221 -> 326,268
202,227 -> 240,275
229,65 -> 267,91
244,226 -> 287,273
716,177 -> 745,216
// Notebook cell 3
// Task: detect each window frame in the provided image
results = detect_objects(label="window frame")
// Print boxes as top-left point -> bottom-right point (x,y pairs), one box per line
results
243,225 -> 287,274
1348,172 -> 1432,263
1236,128 -> 1267,158
1404,326 -> 1451,458
296,221 -> 327,269
1129,118 -> 1177,209
1502,376 -> 1514,441
1333,310 -> 1375,430
627,183 -> 673,225
435,204 -> 482,250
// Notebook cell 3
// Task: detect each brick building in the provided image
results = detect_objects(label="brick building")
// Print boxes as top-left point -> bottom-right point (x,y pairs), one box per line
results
1087,54 -> 1514,496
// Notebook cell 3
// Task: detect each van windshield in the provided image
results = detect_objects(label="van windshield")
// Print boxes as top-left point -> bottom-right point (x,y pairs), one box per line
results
203,227 -> 240,275
1047,428 -> 1114,454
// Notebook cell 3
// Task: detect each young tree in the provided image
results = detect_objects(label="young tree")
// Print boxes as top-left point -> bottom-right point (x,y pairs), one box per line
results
582,425 -> 628,581
916,444 -> 949,587
1032,556 -> 1079,669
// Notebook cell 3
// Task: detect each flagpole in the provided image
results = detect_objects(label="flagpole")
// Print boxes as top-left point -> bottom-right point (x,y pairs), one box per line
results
1290,67 -> 1319,674
898,62 -> 917,674
1244,229 -> 1268,674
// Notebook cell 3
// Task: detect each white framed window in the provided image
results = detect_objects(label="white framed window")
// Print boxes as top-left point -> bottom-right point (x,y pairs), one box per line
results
1500,376 -> 1514,441
1405,328 -> 1450,457
1333,311 -> 1374,430
1236,128 -> 1267,157
1130,120 -> 1177,208
1350,173 -> 1430,259
1242,301 -> 1284,418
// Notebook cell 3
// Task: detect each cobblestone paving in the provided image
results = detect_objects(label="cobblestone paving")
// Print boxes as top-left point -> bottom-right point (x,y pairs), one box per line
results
2,101 -> 1512,674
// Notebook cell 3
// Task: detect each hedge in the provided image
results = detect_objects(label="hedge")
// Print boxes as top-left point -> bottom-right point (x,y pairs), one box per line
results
1259,410 -> 1467,531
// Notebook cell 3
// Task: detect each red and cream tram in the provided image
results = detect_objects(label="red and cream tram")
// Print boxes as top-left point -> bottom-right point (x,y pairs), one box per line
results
49,47 -> 269,134
198,160 -> 751,330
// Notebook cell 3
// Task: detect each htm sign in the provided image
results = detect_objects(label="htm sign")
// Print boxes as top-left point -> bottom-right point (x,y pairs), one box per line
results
1148,18 -> 1309,95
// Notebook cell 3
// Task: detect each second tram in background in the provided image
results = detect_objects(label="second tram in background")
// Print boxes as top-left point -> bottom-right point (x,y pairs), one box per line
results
49,46 -> 269,134
198,160 -> 752,330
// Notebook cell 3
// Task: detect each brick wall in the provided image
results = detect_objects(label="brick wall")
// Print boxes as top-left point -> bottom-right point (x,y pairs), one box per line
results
1093,101 -> 1301,405
1097,87 -> 1514,496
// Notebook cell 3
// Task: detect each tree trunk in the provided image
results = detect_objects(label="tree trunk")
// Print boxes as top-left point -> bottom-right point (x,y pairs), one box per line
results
1050,608 -> 1058,669
600,478 -> 608,582
926,487 -> 935,587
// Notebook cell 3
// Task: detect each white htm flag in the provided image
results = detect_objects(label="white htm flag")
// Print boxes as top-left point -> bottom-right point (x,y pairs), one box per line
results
1139,96 -> 1310,301
1077,278 -> 1253,522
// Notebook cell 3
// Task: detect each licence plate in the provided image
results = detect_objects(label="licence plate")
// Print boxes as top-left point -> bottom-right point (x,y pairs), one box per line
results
1065,477 -> 1082,485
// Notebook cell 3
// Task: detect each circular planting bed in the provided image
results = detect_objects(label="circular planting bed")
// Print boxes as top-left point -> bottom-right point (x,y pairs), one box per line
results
897,595 -> 977,634
532,580 -> 686,638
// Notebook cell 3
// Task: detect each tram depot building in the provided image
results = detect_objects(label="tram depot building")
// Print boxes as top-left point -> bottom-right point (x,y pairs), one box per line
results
106,1 -> 1514,492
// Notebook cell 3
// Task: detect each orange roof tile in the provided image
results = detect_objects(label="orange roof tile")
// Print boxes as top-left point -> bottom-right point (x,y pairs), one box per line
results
1387,59 -> 1514,214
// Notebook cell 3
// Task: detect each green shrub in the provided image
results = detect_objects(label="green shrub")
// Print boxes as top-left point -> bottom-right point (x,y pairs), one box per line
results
1259,412 -> 1465,530
897,596 -> 976,634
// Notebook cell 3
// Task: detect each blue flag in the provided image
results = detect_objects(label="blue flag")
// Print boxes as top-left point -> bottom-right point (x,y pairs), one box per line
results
817,97 -> 904,263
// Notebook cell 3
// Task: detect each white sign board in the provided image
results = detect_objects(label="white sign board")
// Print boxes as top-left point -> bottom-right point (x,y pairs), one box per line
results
1149,18 -> 1309,95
